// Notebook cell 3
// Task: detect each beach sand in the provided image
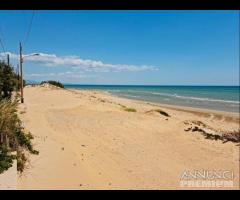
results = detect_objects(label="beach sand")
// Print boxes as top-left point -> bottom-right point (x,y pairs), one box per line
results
17,85 -> 239,189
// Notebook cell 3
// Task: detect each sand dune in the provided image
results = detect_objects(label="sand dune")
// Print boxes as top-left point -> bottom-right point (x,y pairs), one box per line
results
17,85 -> 239,189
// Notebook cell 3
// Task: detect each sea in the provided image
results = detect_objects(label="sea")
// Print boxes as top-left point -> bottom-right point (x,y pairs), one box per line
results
64,85 -> 240,113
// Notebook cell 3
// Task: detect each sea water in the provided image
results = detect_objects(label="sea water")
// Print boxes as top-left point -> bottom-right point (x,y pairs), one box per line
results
65,85 -> 240,113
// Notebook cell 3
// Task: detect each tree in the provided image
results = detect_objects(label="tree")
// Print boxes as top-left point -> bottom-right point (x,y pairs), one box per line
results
0,61 -> 20,100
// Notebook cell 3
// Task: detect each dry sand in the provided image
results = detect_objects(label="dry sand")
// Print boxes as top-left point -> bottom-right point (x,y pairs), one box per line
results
16,85 -> 240,189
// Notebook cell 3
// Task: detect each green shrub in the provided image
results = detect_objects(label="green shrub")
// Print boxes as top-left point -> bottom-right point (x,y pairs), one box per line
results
0,61 -> 16,99
16,150 -> 27,173
41,80 -> 64,88
0,99 -> 38,174
123,107 -> 137,112
15,131 -> 39,155
0,145 -> 15,174
154,109 -> 170,117
0,61 -> 24,99
0,61 -> 36,174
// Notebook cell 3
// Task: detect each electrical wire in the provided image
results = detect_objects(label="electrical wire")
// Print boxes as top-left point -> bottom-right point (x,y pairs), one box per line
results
24,10 -> 35,46
0,26 -> 6,54
0,38 -> 6,53
0,37 -> 6,61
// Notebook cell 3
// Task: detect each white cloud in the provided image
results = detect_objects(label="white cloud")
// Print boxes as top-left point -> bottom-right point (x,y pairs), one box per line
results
0,52 -> 159,73
25,71 -> 97,79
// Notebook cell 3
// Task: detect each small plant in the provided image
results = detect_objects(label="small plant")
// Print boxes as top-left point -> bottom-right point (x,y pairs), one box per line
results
154,109 -> 170,117
124,107 -> 137,112
145,109 -> 170,117
118,104 -> 137,112
99,99 -> 106,103
17,150 -> 27,173
15,131 -> 39,155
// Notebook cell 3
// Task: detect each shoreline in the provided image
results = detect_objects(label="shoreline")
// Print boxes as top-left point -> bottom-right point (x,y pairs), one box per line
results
64,85 -> 239,114
69,88 -> 239,120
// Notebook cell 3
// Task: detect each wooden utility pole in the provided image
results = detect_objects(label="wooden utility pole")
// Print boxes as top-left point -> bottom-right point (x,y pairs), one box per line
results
7,54 -> 9,66
16,64 -> 19,80
20,42 -> 24,103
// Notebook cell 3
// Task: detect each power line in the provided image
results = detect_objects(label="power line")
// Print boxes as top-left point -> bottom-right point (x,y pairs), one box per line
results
0,37 -> 7,62
0,26 -> 6,54
0,38 -> 6,53
0,42 -> 6,62
0,14 -> 7,52
24,10 -> 35,46
0,25 -> 5,41
0,23 -> 8,62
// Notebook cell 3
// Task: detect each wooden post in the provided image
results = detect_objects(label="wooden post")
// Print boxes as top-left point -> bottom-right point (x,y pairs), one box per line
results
7,54 -> 9,66
20,42 -> 24,103
15,64 -> 19,80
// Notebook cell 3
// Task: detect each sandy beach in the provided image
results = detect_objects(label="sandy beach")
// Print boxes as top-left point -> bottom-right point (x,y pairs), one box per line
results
17,85 -> 239,189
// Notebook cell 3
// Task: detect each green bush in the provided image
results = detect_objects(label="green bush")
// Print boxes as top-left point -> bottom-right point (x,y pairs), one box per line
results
41,80 -> 64,88
154,109 -> 170,117
16,150 -> 27,173
123,107 -> 137,112
15,131 -> 38,154
0,61 -> 16,99
0,99 -> 38,174
0,61 -> 24,99
0,60 -> 36,174
0,145 -> 15,174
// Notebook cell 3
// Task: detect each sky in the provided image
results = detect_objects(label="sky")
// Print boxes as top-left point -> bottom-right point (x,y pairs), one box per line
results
0,10 -> 239,85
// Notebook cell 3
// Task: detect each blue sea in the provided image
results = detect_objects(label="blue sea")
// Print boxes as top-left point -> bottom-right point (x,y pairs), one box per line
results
64,85 -> 240,113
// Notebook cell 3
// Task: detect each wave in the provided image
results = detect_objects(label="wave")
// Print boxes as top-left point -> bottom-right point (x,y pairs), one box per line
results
144,92 -> 240,104
120,94 -> 141,98
107,89 -> 239,104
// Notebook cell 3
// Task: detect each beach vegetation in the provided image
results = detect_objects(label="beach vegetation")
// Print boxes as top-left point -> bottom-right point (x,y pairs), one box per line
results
0,61 -> 22,100
154,109 -> 170,117
0,145 -> 15,174
0,61 -> 38,174
16,150 -> 27,173
40,80 -> 64,88
145,109 -> 170,117
0,99 -> 39,173
119,104 -> 137,112
124,107 -> 137,112
0,99 -> 38,174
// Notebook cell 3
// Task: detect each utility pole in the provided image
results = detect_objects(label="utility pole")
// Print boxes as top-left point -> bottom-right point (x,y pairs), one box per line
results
7,54 -> 9,66
16,64 -> 19,80
19,42 -> 24,103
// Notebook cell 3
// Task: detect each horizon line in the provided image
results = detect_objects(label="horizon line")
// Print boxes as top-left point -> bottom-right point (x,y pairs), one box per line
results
63,84 -> 240,87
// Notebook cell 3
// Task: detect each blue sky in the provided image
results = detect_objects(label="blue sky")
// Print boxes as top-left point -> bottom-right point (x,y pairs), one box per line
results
0,10 -> 239,85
